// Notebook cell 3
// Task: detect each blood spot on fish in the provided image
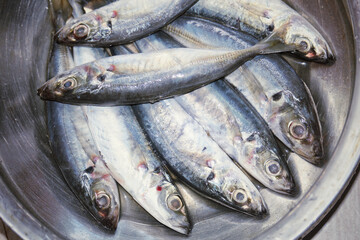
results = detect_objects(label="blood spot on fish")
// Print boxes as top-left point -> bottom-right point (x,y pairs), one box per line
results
95,15 -> 102,22
156,186 -> 162,191
84,166 -> 94,174
107,64 -> 116,72
207,172 -> 215,181
97,74 -> 106,82
206,159 -> 215,168
138,162 -> 148,170
112,10 -> 118,18
233,135 -> 242,143
91,155 -> 100,163
263,11 -> 271,19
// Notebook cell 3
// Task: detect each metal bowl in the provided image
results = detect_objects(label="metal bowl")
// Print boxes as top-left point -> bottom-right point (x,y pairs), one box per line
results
0,0 -> 359,239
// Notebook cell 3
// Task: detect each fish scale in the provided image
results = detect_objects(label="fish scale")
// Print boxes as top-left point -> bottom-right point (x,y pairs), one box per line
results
38,35 -> 293,105
56,0 -> 199,46
135,31 -> 295,194
163,16 -> 323,163
46,1 -> 120,229
187,0 -> 334,63
133,98 -> 268,216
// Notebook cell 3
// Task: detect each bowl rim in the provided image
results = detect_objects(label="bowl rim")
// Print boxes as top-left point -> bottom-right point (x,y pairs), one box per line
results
1,0 -> 360,239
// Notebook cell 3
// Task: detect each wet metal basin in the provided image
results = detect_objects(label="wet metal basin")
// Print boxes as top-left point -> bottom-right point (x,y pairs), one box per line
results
0,0 -> 359,239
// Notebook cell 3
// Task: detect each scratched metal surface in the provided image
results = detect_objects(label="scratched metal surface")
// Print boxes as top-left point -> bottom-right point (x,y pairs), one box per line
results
0,0 -> 359,239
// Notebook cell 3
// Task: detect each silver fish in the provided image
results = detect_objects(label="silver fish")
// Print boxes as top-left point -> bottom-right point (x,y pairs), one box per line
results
83,83 -> 191,234
133,99 -> 268,216
55,0 -> 198,46
47,1 -> 120,229
37,33 -> 294,105
135,32 -> 294,194
163,16 -> 323,163
187,0 -> 334,63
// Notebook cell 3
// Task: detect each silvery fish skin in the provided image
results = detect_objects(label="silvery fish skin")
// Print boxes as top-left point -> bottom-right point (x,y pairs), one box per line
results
47,10 -> 120,229
164,16 -> 323,163
37,35 -> 294,105
69,3 -> 190,234
55,0 -> 198,46
83,94 -> 191,234
187,0 -> 334,63
135,32 -> 294,194
133,100 -> 268,216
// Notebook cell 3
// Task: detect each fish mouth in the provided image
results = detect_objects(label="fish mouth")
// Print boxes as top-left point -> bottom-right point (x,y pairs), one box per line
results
171,223 -> 191,235
54,27 -> 77,46
99,216 -> 119,231
37,84 -> 59,101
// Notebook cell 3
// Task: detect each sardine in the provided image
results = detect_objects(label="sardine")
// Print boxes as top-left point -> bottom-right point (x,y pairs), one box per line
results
69,2 -> 190,234
135,32 -> 294,194
186,0 -> 334,63
133,99 -> 268,216
37,32 -> 294,105
47,1 -> 120,229
83,76 -> 191,234
163,16 -> 323,163
55,0 -> 198,46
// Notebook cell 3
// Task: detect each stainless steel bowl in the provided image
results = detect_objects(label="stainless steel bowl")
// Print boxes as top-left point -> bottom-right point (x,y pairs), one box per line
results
1,0 -> 359,239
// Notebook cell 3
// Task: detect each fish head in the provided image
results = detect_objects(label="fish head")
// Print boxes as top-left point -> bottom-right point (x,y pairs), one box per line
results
223,182 -> 268,216
55,13 -> 112,46
37,64 -> 103,103
268,90 -> 323,164
153,180 -> 191,235
275,15 -> 335,63
242,132 -> 295,194
81,162 -> 120,230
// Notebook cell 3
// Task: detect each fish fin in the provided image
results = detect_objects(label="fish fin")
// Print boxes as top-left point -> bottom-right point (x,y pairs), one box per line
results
253,30 -> 297,55
48,0 -> 73,27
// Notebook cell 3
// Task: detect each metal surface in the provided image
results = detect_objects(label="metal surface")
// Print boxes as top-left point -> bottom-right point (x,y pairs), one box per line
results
0,0 -> 358,239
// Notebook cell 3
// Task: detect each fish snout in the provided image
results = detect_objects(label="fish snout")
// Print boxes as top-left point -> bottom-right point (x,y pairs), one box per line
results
37,83 -> 59,101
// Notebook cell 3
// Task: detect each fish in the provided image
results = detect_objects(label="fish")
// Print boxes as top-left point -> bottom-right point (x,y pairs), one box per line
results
37,31 -> 294,105
135,32 -> 294,194
186,0 -> 335,63
133,98 -> 268,216
163,16 -> 323,163
46,0 -> 120,229
69,24 -> 191,233
55,0 -> 198,46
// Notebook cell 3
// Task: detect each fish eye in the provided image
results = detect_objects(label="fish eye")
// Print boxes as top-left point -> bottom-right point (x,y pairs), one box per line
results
61,77 -> 77,90
167,194 -> 183,212
73,24 -> 89,39
289,120 -> 308,140
295,38 -> 311,53
265,159 -> 282,176
232,189 -> 248,204
95,191 -> 111,210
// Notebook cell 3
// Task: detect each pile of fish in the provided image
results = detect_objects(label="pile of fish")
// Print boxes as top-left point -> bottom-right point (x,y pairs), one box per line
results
37,0 -> 334,235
